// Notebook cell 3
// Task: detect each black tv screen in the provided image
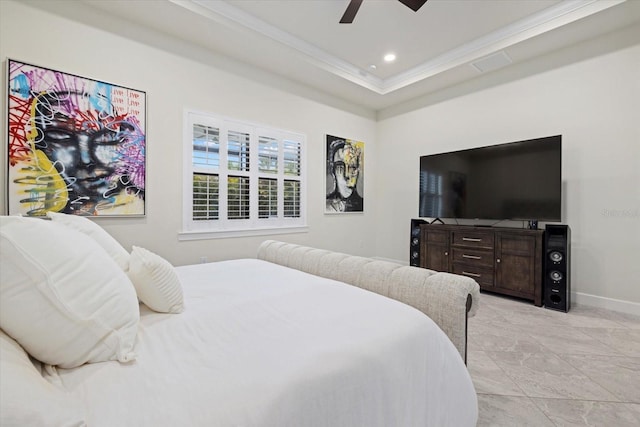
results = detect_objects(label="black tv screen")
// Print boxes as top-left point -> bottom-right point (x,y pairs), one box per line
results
419,136 -> 562,221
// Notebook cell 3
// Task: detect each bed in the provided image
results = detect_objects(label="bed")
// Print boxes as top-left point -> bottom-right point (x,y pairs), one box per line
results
0,215 -> 480,426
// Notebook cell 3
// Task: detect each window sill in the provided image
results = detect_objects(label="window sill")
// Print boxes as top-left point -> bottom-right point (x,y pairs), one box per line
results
178,225 -> 309,241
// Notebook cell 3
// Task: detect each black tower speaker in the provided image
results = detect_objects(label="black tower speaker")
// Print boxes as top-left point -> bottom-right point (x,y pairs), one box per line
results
410,219 -> 427,267
543,224 -> 571,312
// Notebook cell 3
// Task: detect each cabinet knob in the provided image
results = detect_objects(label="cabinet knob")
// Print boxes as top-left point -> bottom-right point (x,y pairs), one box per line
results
496,258 -> 501,263
444,251 -> 449,256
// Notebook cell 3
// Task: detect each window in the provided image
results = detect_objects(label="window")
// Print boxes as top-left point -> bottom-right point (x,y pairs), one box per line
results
182,111 -> 306,239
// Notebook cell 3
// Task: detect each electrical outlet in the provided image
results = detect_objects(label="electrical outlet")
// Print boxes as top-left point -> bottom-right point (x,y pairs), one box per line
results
199,256 -> 208,264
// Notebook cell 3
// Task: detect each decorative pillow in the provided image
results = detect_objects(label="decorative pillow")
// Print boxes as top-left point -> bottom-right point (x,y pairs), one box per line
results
0,329 -> 87,426
46,211 -> 130,271
0,216 -> 139,368
128,246 -> 185,314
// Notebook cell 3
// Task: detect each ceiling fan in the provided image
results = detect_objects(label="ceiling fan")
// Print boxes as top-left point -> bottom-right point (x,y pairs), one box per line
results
340,0 -> 428,24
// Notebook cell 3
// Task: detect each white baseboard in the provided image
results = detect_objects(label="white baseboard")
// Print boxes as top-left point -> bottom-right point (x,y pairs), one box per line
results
572,292 -> 640,316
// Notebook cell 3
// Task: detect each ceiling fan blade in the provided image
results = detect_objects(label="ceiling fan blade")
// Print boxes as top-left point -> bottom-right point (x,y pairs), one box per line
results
340,0 -> 363,24
398,0 -> 428,12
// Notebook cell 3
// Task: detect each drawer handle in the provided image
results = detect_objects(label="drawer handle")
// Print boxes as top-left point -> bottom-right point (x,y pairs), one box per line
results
462,254 -> 482,260
462,271 -> 481,278
462,237 -> 482,242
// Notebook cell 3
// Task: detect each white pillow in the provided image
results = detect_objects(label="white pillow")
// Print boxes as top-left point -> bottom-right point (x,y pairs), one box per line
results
128,246 -> 185,314
0,329 -> 87,426
0,216 -> 139,368
46,211 -> 130,271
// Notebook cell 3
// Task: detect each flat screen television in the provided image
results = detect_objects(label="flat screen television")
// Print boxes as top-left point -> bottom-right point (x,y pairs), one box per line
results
419,135 -> 562,222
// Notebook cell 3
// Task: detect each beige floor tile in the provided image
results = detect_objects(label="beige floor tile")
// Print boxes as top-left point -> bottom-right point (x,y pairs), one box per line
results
532,398 -> 640,427
499,308 -> 578,329
577,327 -> 640,357
469,317 -> 538,336
467,351 -> 526,396
485,351 -> 619,400
473,327 -> 551,353
476,394 -> 555,427
627,402 -> 640,417
470,309 -> 506,324
560,354 -> 640,403
572,305 -> 640,330
526,325 -> 624,356
472,293 -> 640,425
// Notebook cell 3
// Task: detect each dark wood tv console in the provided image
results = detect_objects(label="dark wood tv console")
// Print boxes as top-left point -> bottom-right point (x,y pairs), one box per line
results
419,224 -> 544,306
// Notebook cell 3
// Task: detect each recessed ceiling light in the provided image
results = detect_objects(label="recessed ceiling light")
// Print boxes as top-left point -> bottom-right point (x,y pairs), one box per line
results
384,53 -> 396,63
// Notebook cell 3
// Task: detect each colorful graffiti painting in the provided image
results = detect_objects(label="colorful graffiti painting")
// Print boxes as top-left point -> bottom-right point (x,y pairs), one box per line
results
6,59 -> 146,217
325,134 -> 364,213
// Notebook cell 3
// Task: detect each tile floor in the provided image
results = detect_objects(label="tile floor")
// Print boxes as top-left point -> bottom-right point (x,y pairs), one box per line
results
467,292 -> 640,426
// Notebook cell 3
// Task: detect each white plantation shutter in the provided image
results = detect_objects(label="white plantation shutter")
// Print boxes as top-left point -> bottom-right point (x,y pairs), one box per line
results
193,173 -> 219,220
182,111 -> 306,238
192,124 -> 220,168
258,178 -> 278,218
228,130 -> 250,172
282,139 -> 302,218
228,176 -> 250,219
284,180 -> 300,218
259,136 -> 278,173
192,122 -> 220,221
283,140 -> 301,176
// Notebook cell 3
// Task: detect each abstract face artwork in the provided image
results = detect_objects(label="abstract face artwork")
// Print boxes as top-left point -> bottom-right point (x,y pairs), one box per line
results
7,60 -> 146,216
325,134 -> 364,213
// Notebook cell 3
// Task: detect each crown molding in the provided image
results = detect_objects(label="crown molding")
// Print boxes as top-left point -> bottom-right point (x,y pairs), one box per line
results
381,0 -> 625,93
171,0 -> 626,95
172,0 -> 383,91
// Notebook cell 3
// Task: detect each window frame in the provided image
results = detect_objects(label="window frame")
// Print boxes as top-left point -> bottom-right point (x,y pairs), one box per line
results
180,110 -> 307,240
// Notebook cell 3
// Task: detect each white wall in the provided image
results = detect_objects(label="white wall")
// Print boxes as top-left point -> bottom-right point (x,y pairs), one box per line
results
0,0 -> 378,265
2,1 -> 638,309
376,27 -> 640,307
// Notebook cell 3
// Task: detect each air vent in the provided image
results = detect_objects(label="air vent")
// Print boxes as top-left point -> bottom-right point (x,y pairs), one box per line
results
471,51 -> 513,73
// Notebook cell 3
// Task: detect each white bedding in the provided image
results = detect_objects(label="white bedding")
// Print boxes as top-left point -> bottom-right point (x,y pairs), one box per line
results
47,259 -> 477,426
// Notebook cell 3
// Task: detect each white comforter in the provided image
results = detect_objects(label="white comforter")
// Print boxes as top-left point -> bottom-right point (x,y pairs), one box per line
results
48,259 -> 477,426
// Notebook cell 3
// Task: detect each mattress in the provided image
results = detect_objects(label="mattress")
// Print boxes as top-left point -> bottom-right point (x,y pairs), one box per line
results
47,259 -> 477,426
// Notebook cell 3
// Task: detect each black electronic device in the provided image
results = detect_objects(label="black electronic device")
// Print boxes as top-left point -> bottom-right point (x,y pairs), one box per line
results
419,135 -> 562,223
410,218 -> 427,267
543,224 -> 570,312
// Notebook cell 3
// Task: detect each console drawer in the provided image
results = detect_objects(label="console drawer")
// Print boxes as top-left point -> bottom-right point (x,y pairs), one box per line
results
452,264 -> 494,288
452,247 -> 494,269
452,230 -> 494,249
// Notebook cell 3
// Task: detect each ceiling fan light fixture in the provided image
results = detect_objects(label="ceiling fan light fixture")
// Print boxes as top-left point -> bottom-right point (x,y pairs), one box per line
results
340,0 -> 427,24
398,0 -> 429,13
339,0 -> 363,24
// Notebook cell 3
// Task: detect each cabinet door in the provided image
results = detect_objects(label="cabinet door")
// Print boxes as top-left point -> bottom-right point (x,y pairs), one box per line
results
425,244 -> 450,272
495,233 -> 541,304
421,229 -> 450,272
